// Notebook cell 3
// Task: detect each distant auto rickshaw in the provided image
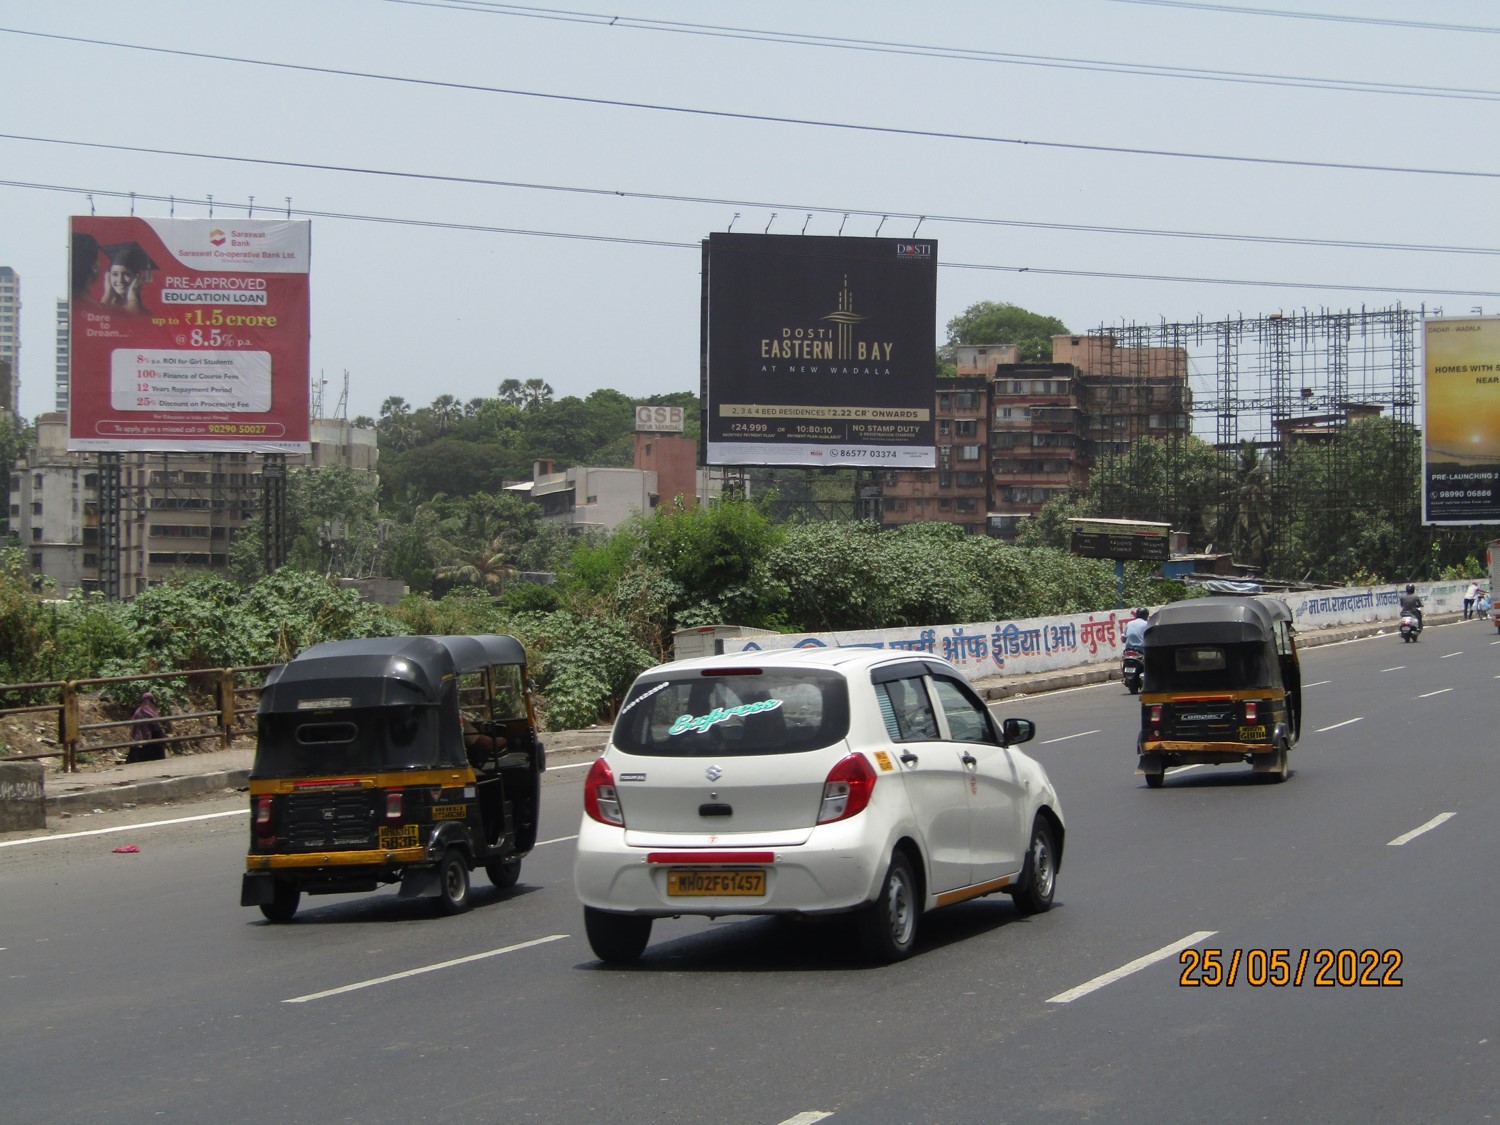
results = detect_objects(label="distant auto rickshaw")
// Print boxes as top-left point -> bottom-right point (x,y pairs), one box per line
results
1136,597 -> 1302,788
241,634 -> 544,921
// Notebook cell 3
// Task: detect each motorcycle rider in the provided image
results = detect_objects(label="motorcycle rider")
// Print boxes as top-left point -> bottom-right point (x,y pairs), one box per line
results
1124,607 -> 1149,649
1399,583 -> 1423,629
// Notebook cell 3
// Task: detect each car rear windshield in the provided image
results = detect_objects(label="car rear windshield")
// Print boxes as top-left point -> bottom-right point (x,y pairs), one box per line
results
612,668 -> 850,757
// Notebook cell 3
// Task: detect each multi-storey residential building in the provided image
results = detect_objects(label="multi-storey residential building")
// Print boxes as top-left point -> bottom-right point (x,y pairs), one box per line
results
9,414 -> 378,595
0,266 -> 19,417
54,298 -> 69,414
875,334 -> 1192,539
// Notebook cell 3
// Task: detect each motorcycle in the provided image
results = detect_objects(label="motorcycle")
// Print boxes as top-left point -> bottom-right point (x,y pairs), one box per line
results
1399,613 -> 1422,642
1121,646 -> 1145,694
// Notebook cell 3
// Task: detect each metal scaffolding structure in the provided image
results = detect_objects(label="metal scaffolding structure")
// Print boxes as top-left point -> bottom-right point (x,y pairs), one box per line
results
1089,305 -> 1422,578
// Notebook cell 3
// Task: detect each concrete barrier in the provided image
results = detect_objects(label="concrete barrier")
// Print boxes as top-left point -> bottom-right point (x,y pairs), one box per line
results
0,761 -> 47,831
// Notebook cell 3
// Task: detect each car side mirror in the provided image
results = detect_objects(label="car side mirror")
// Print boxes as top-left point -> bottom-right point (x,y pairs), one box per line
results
999,717 -> 1035,747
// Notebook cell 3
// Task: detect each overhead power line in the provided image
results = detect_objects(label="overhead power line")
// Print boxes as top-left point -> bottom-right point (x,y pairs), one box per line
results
394,0 -> 1500,103
1097,0 -> 1500,35
3,26 -> 1500,180
6,131 -> 1499,260
8,178 -> 1500,299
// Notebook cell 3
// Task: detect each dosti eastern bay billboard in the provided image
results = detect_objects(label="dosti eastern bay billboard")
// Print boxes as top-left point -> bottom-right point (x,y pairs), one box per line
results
701,233 -> 937,468
1423,315 -> 1500,525
68,216 -> 310,453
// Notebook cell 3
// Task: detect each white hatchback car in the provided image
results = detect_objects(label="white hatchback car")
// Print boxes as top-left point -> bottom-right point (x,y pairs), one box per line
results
573,647 -> 1065,964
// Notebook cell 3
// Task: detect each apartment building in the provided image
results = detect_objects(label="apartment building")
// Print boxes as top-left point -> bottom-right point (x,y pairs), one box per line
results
0,267 -> 18,417
8,414 -> 378,595
876,334 -> 1192,539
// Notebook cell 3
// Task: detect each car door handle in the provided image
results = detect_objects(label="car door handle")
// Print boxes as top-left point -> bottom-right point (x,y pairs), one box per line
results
960,751 -> 977,767
899,751 -> 919,766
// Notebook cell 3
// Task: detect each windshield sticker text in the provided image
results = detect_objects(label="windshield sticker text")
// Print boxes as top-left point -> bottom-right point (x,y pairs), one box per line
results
670,698 -> 784,735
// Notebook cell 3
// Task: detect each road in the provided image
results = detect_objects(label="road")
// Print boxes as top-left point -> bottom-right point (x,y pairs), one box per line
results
2,624 -> 1496,1124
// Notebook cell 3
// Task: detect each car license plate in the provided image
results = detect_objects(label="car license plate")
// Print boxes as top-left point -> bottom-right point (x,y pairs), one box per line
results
378,825 -> 420,849
666,868 -> 766,897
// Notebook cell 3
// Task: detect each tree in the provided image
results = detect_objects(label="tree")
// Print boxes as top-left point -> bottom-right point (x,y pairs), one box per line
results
428,394 -> 462,435
377,396 -> 415,451
942,301 -> 1070,363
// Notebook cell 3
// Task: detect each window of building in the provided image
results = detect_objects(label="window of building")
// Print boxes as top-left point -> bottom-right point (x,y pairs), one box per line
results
938,420 -> 951,436
958,445 -> 981,461
938,472 -> 952,488
10,475 -> 21,492
956,498 -> 978,513
937,393 -> 950,412
31,501 -> 42,515
32,553 -> 42,568
8,503 -> 17,517
938,498 -> 952,510
954,420 -> 977,438
83,553 -> 98,567
32,527 -> 42,541
33,473 -> 43,489
954,392 -> 977,409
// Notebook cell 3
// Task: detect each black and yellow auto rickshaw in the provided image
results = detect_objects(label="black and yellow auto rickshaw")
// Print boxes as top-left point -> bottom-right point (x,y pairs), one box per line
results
241,634 -> 544,921
1136,597 -> 1302,788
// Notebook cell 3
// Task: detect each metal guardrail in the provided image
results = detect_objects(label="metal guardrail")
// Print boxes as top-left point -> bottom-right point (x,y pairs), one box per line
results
0,665 -> 278,772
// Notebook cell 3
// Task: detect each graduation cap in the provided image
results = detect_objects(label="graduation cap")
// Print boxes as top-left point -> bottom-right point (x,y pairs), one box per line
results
101,241 -> 160,275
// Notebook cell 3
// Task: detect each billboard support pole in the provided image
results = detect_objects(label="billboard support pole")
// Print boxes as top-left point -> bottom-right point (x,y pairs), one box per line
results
262,454 -> 287,575
98,453 -> 121,601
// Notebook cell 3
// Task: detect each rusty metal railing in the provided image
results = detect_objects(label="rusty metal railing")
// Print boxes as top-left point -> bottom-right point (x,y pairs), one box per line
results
0,665 -> 278,772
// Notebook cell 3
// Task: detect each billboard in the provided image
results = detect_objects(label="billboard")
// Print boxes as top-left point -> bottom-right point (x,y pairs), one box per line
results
701,233 -> 936,468
1068,518 -> 1171,562
1423,315 -> 1500,524
635,404 -> 684,433
68,216 -> 310,452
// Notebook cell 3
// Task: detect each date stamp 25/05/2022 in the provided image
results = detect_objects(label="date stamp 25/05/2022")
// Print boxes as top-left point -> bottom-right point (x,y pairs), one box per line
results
1180,948 -> 1403,988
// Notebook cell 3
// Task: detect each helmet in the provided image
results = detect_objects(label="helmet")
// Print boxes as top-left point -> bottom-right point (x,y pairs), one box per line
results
1406,584 -> 1415,595
1135,607 -> 1149,619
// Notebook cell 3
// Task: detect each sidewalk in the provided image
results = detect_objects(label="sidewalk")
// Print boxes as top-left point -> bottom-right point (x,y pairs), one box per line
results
35,614 -> 1440,820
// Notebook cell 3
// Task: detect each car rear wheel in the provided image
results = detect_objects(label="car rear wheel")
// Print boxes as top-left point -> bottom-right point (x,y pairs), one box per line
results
856,852 -> 919,962
1011,818 -> 1057,915
584,907 -> 652,964
258,881 -> 300,923
485,857 -> 521,889
434,849 -> 472,915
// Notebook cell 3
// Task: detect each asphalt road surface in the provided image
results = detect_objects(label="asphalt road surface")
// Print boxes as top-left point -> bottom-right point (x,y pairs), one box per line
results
2,623 -> 1496,1124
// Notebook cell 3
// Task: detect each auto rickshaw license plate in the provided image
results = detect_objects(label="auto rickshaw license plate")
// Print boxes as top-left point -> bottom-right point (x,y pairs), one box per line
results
1239,725 -> 1267,741
378,825 -> 420,849
666,869 -> 766,897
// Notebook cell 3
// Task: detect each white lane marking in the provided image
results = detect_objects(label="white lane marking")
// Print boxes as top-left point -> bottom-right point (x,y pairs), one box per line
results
1165,764 -> 1204,775
1316,717 -> 1363,733
547,760 -> 595,770
1381,666 -> 1406,672
1388,812 -> 1456,846
0,809 -> 247,848
1048,930 -> 1218,1004
1041,729 -> 1101,744
536,834 -> 578,847
1441,651 -> 1463,659
284,934 -> 568,1003
1304,679 -> 1331,687
1418,688 -> 1454,699
776,1115 -> 834,1125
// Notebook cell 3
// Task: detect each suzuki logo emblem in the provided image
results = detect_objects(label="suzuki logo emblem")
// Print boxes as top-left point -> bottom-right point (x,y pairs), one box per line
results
705,764 -> 723,782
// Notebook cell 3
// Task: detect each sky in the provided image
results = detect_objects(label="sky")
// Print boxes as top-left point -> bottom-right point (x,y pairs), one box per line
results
5,0 -> 1500,426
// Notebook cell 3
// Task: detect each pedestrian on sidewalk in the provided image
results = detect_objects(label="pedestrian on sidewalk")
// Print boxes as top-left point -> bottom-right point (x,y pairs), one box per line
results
126,691 -> 168,763
1464,580 -> 1480,619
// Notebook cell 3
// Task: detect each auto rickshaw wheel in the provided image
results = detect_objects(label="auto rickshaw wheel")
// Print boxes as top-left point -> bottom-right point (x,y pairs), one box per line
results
435,849 -> 472,915
1271,741 -> 1291,783
259,881 -> 300,923
1144,771 -> 1165,789
486,857 -> 522,889
584,907 -> 653,964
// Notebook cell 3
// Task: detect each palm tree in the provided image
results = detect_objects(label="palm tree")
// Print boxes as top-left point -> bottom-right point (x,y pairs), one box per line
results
429,394 -> 462,435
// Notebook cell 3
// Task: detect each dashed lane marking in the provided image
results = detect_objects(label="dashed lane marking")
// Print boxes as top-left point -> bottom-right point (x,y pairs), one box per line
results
1048,930 -> 1218,1004
1388,812 -> 1456,846
284,935 -> 569,1003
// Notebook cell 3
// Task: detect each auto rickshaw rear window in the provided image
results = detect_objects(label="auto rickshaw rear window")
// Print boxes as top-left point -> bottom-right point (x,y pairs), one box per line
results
1148,641 -> 1276,692
294,721 -> 359,745
1175,647 -> 1227,673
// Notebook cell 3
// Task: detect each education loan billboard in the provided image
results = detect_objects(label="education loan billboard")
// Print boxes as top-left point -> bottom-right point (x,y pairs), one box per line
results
68,216 -> 311,453
1423,315 -> 1500,524
701,233 -> 937,468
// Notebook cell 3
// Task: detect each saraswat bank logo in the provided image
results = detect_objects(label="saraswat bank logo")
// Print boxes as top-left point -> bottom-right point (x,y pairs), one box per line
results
759,276 -> 895,365
209,229 -> 227,247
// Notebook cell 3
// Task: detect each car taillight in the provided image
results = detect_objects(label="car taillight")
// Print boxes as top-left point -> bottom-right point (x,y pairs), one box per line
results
817,753 -> 877,824
385,790 -> 404,821
583,758 -> 624,826
254,794 -> 273,828
1150,704 -> 1162,727
1244,701 -> 1258,722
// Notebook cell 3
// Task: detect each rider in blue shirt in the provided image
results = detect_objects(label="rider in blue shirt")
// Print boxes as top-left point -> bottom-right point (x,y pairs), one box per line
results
1124,607 -> 1149,649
